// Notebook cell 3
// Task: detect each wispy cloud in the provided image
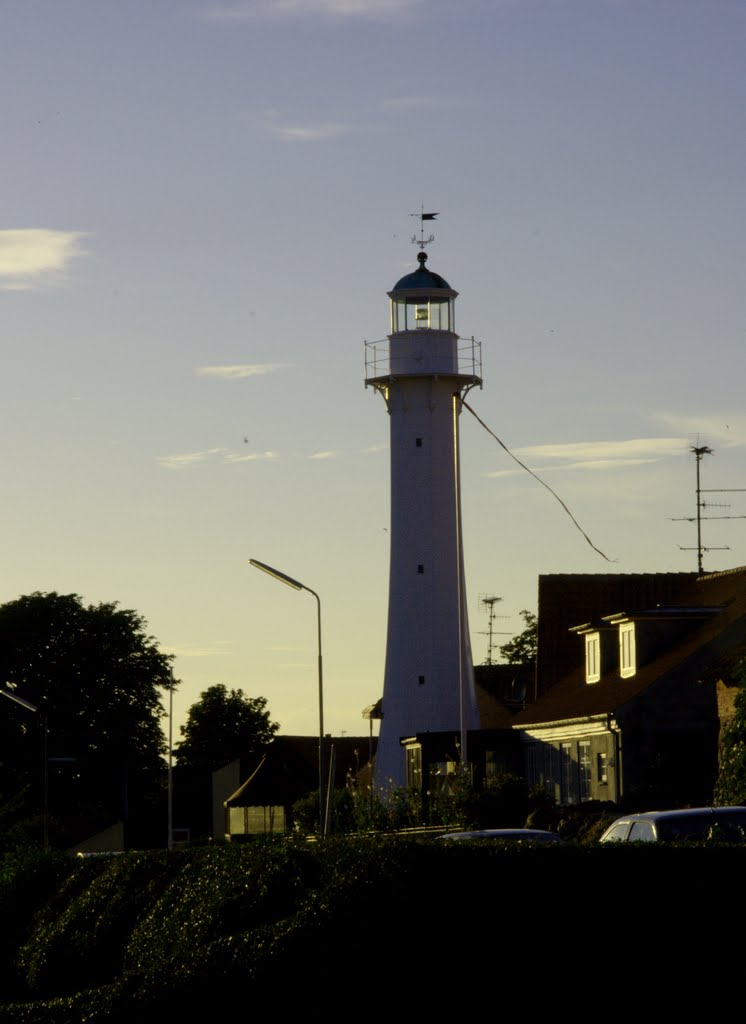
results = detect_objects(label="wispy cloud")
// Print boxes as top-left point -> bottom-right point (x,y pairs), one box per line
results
0,229 -> 88,290
223,451 -> 278,463
653,412 -> 746,447
518,438 -> 686,462
309,450 -> 339,460
382,95 -> 442,109
485,437 -> 686,479
166,640 -> 233,658
157,447 -> 277,469
156,448 -> 228,470
265,121 -> 350,142
205,0 -> 421,23
198,363 -> 290,378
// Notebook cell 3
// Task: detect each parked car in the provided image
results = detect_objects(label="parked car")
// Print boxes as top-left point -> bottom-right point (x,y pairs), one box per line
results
598,806 -> 746,844
437,828 -> 564,844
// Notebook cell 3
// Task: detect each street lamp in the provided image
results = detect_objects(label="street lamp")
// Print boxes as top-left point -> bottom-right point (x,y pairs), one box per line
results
249,559 -> 326,837
0,685 -> 48,848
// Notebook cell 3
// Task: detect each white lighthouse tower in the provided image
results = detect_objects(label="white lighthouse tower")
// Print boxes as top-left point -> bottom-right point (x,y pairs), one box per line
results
365,228 -> 483,791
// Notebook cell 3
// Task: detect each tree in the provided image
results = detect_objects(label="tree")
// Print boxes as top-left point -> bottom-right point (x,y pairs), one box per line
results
174,685 -> 279,773
498,609 -> 538,665
714,660 -> 746,805
0,592 -> 173,847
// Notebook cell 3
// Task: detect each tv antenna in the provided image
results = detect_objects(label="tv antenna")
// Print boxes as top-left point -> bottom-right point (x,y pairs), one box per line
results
478,594 -> 510,665
671,443 -> 746,573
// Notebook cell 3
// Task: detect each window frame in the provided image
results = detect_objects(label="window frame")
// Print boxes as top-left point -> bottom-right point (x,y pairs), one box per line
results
585,631 -> 601,683
619,622 -> 636,678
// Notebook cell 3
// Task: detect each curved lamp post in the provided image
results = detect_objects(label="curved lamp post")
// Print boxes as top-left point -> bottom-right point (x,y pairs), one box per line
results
249,559 -> 326,837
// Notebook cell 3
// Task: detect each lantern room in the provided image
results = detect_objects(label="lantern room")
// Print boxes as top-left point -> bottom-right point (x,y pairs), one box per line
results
388,251 -> 457,334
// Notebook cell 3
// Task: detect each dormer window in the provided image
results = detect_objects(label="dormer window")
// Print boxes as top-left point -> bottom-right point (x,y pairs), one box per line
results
585,632 -> 600,683
619,622 -> 636,678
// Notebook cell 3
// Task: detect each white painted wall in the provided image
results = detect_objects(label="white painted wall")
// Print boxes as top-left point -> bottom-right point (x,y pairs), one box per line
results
373,326 -> 480,790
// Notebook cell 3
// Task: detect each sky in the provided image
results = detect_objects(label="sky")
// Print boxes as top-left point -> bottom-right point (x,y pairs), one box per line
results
2,0 -> 745,748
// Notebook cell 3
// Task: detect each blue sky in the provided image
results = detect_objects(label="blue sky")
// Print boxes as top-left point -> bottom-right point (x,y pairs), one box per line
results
2,0 -> 745,744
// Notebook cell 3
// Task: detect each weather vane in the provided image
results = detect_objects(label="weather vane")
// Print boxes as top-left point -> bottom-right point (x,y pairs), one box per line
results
410,205 -> 439,250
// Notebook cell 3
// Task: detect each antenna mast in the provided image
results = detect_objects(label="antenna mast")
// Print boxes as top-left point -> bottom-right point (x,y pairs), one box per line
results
671,443 -> 746,573
478,594 -> 510,665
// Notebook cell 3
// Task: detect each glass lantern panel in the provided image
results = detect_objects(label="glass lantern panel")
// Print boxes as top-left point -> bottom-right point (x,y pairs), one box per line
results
390,296 -> 455,332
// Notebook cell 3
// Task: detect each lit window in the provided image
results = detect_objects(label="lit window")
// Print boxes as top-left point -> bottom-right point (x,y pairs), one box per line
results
585,632 -> 600,683
406,745 -> 422,788
597,752 -> 608,785
619,623 -> 636,677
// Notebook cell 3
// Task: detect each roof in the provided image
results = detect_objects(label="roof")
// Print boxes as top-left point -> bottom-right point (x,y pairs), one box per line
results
536,571 -> 699,694
474,663 -> 534,728
225,734 -> 376,807
391,251 -> 453,292
512,566 -> 746,728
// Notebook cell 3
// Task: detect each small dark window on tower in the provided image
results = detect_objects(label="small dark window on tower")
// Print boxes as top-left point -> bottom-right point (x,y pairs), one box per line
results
418,675 -> 425,686
417,564 -> 424,574
415,437 -> 423,447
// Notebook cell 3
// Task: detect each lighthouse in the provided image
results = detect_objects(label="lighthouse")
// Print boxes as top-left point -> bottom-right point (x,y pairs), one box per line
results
365,229 -> 483,791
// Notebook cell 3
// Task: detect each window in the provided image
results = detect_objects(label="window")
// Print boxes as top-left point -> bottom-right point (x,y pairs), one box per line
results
578,741 -> 592,801
619,623 -> 636,677
560,742 -> 575,804
406,745 -> 422,788
585,632 -> 600,683
391,296 -> 454,332
597,751 -> 608,785
527,744 -> 540,791
230,805 -> 286,835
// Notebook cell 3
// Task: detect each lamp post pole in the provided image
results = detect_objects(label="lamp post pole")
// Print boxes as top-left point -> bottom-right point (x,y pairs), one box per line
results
249,559 -> 326,837
168,678 -> 174,850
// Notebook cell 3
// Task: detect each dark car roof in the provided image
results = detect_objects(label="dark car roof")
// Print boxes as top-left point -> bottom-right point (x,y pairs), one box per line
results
600,806 -> 746,843
438,828 -> 563,843
615,806 -> 746,822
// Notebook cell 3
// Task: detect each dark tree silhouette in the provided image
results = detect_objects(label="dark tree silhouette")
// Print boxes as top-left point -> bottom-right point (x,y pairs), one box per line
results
0,591 -> 173,847
498,610 -> 538,665
175,684 -> 278,773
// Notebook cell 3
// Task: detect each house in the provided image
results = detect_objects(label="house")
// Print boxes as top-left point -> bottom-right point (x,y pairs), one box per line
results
217,734 -> 376,839
399,568 -> 746,812
510,566 -> 746,809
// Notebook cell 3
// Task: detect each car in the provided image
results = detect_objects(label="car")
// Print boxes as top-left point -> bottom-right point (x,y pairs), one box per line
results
437,828 -> 564,844
598,806 -> 746,844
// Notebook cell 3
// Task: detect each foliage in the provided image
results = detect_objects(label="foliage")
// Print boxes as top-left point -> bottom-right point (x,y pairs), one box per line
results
428,771 -> 530,829
2,840 -> 744,1019
498,609 -> 538,665
714,660 -> 746,805
174,685 -> 278,773
291,771 -> 532,837
0,592 -> 173,847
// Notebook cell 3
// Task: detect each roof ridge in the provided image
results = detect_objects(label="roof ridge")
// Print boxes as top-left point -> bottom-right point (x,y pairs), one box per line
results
697,565 -> 746,582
